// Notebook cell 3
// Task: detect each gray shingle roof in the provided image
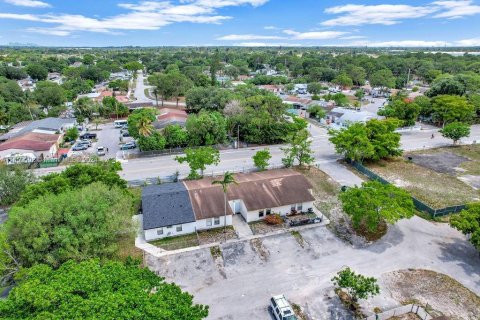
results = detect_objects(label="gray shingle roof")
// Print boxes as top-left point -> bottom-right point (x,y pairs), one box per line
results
142,183 -> 196,230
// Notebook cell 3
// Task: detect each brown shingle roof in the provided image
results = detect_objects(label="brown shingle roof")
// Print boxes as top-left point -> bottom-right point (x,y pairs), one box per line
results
184,169 -> 315,220
0,132 -> 59,152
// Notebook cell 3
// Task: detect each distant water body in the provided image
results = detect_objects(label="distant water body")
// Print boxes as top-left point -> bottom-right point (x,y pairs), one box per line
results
424,51 -> 480,56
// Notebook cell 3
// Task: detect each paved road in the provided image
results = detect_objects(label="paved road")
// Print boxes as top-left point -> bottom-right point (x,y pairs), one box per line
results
34,124 -> 480,181
133,71 -> 153,102
147,216 -> 480,319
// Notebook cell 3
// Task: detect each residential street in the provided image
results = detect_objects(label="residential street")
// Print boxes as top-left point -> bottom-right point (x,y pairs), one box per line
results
33,124 -> 480,183
146,216 -> 480,319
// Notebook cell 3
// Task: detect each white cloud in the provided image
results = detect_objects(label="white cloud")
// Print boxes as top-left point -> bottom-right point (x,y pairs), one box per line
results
344,40 -> 451,47
233,42 -> 301,47
322,4 -> 436,26
432,0 -> 480,19
264,25 -> 278,30
4,0 -> 50,8
217,34 -> 284,40
0,0 -> 270,36
455,37 -> 480,46
283,29 -> 347,40
340,35 -> 366,40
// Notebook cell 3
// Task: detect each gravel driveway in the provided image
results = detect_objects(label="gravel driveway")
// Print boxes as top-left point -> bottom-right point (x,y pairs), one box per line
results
146,216 -> 479,320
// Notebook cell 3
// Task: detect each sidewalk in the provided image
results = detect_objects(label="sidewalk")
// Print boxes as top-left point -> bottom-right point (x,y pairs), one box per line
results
232,214 -> 253,238
135,213 -> 330,258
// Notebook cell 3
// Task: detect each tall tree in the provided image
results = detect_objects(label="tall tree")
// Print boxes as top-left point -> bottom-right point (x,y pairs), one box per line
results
281,129 -> 315,167
440,122 -> 471,144
431,95 -> 475,127
369,69 -> 396,90
175,146 -> 220,180
339,180 -> 414,233
137,117 -> 154,137
212,172 -> 237,242
253,149 -> 272,171
0,165 -> 35,206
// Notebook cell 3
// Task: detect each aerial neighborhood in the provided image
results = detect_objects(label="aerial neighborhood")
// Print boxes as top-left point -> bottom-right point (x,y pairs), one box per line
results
0,1 -> 480,319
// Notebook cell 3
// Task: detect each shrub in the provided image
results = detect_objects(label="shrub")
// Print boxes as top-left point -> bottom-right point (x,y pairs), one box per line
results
264,214 -> 283,225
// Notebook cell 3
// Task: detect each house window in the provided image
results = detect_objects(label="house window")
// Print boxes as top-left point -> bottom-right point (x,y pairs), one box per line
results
259,210 -> 264,218
156,228 -> 163,236
214,217 -> 220,225
291,204 -> 296,211
206,218 -> 212,226
297,203 -> 303,211
167,225 -> 172,229
266,209 -> 272,215
176,225 -> 182,232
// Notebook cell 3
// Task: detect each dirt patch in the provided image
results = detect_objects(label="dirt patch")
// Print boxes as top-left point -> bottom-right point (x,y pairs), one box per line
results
198,226 -> 238,245
367,158 -> 480,208
409,152 -> 470,175
250,238 -> 270,262
210,245 -> 227,279
249,220 -> 284,235
383,269 -> 480,320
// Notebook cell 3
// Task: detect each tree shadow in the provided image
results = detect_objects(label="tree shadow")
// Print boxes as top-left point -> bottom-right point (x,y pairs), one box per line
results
437,237 -> 480,287
364,224 -> 405,254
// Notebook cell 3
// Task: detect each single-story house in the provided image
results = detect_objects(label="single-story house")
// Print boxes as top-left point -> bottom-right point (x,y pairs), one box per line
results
153,108 -> 188,130
258,84 -> 284,94
0,117 -> 76,142
323,107 -> 381,128
142,169 -> 315,241
0,132 -> 61,161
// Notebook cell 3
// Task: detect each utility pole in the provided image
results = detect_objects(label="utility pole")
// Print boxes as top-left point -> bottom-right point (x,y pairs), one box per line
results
406,68 -> 411,87
237,125 -> 240,149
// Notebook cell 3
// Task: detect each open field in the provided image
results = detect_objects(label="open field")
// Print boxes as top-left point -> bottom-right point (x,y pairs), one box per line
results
366,152 -> 480,208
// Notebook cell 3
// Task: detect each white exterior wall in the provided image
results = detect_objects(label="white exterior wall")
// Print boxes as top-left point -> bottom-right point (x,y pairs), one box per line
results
196,215 -> 233,231
245,201 -> 315,223
144,221 -> 197,241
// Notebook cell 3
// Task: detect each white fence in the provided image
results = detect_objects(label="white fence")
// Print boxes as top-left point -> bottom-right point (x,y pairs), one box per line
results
364,304 -> 432,320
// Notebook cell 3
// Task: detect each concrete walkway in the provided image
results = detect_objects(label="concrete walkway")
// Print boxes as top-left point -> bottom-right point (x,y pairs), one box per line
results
232,214 -> 253,238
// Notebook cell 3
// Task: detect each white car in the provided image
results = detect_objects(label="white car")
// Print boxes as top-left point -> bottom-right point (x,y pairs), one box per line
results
270,295 -> 297,320
96,146 -> 106,156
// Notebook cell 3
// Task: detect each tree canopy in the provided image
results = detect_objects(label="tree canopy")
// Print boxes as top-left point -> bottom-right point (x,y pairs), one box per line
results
0,259 -> 209,320
340,180 -> 414,233
440,122 -> 471,144
1,182 -> 135,271
175,146 -> 220,179
450,203 -> 480,251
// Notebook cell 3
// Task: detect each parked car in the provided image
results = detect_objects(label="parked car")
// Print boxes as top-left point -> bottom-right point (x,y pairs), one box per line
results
80,133 -> 97,140
120,141 -> 136,150
270,295 -> 297,320
96,146 -> 106,156
72,144 -> 88,151
122,132 -> 130,137
78,139 -> 92,147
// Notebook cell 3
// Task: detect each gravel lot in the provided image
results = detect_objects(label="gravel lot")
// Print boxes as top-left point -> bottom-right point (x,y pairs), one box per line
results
145,216 -> 480,320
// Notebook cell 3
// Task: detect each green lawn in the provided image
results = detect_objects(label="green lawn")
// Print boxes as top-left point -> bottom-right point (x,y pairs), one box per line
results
149,233 -> 199,251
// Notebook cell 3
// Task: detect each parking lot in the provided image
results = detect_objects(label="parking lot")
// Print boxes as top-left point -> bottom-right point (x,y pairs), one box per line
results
145,217 -> 480,320
67,121 -> 138,160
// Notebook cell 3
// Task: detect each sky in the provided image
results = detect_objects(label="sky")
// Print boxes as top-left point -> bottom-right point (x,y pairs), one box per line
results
0,0 -> 479,47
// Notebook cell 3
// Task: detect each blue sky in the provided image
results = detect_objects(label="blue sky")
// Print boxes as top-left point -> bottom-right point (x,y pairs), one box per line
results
0,0 -> 479,47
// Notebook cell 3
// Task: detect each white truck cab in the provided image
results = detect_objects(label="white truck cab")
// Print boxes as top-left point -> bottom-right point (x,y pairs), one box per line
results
270,295 -> 297,320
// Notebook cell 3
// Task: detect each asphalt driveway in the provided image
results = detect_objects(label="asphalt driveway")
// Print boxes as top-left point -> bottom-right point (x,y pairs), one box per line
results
146,216 -> 479,319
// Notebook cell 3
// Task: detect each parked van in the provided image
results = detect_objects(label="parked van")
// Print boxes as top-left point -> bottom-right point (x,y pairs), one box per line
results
114,120 -> 128,128
270,295 -> 297,320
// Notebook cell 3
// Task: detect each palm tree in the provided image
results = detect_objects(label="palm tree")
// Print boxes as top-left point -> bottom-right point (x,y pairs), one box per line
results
137,117 -> 154,137
212,172 -> 238,242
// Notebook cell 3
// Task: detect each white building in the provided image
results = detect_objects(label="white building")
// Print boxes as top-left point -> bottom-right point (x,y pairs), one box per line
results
142,169 -> 316,241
